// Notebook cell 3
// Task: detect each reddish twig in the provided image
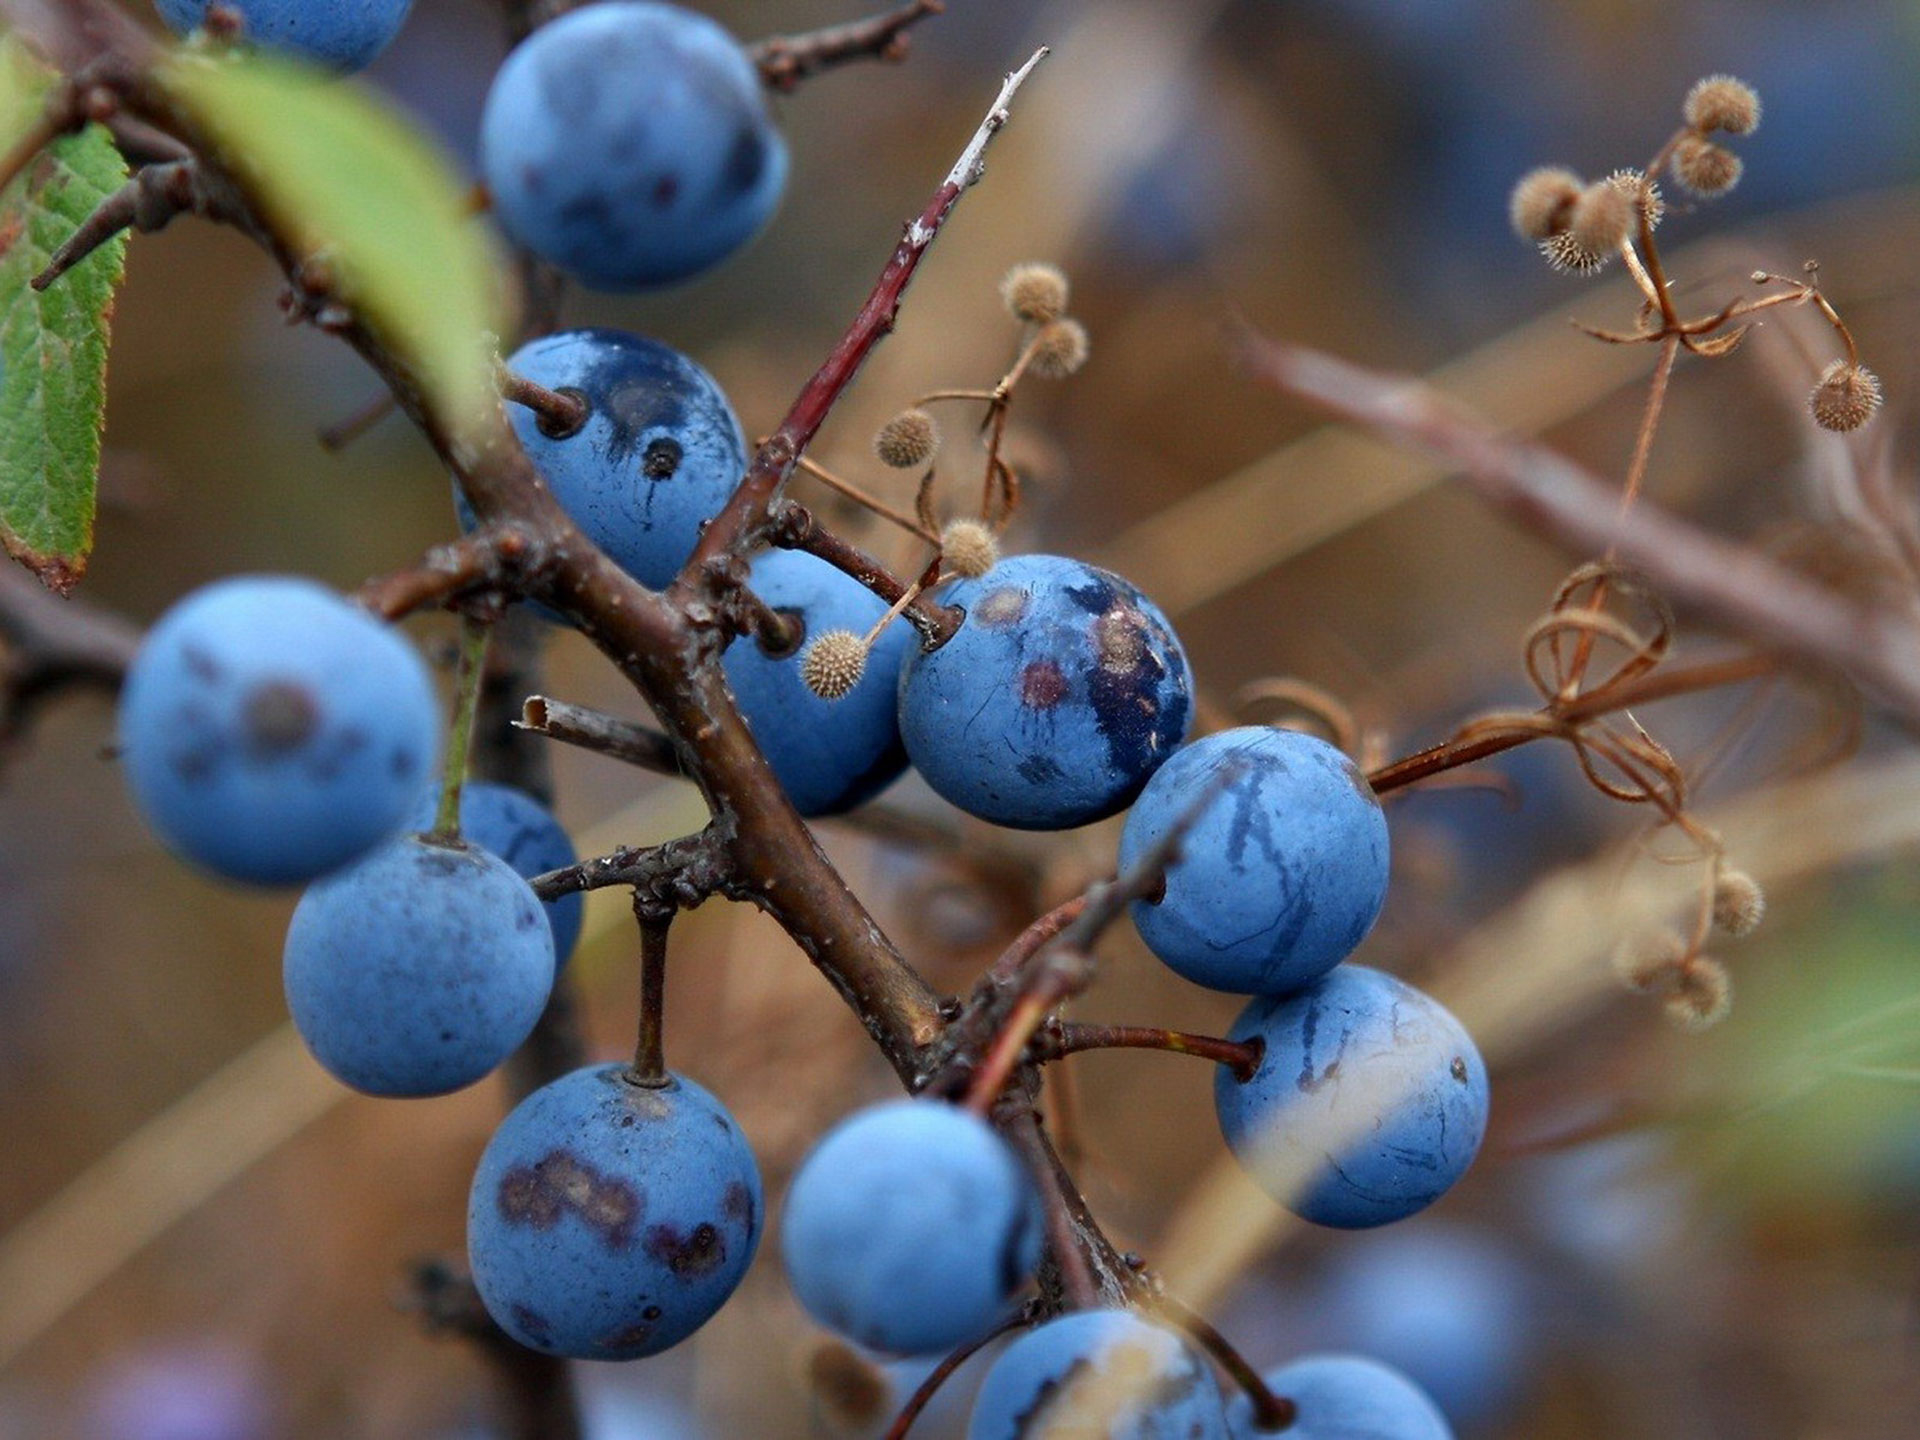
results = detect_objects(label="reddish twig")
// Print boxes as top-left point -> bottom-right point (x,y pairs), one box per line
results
680,48 -> 1049,582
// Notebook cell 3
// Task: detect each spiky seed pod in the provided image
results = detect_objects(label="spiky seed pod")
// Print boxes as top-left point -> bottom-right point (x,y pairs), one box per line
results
873,408 -> 940,469
1612,929 -> 1688,995
1539,230 -> 1610,276
1569,179 -> 1634,258
1000,262 -> 1070,325
1809,361 -> 1883,433
1672,134 -> 1743,197
800,629 -> 868,701
1684,75 -> 1761,136
1029,319 -> 1091,378
1606,168 -> 1665,229
1664,957 -> 1733,1033
940,518 -> 1000,579
1508,166 -> 1583,241
1711,868 -> 1766,937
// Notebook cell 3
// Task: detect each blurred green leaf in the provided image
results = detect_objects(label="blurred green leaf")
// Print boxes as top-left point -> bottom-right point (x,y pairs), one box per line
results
160,52 -> 505,446
0,39 -> 128,595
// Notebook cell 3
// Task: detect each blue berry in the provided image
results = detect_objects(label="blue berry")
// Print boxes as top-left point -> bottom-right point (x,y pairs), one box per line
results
480,2 -> 787,289
410,782 -> 583,969
781,1100 -> 1042,1356
1317,1225 -> 1533,1429
154,1 -> 413,72
1225,1354 -> 1452,1439
969,1311 -> 1229,1438
1119,727 -> 1389,995
465,328 -> 748,595
467,1064 -> 762,1360
897,555 -> 1192,830
723,548 -> 913,817
283,834 -> 554,1096
118,575 -> 439,886
1214,966 -> 1488,1229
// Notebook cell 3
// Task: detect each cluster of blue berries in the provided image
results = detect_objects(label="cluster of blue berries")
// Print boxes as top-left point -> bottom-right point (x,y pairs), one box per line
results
125,9 -> 1488,1432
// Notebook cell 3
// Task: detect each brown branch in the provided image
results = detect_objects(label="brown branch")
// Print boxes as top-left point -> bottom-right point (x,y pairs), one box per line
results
1239,333 -> 1920,725
751,0 -> 945,93
357,524 -> 548,620
32,159 -> 238,292
680,47 -> 1049,582
1366,651 -> 1777,795
531,828 -> 730,909
516,695 -> 684,776
770,500 -> 961,646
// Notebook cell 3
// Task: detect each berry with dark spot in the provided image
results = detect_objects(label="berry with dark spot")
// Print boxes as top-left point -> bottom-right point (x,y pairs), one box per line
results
154,0 -> 414,72
968,1310 -> 1230,1438
463,328 -> 748,595
1214,966 -> 1489,1229
1119,727 -> 1390,995
283,833 -> 555,1096
897,555 -> 1191,830
118,575 -> 439,886
1224,1354 -> 1452,1439
409,781 -> 583,968
479,2 -> 787,289
722,548 -> 913,816
468,1064 -> 762,1359
781,1100 -> 1041,1356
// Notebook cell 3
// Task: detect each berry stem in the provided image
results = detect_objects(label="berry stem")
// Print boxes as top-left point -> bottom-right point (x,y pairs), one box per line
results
1040,1023 -> 1264,1083
498,367 -> 588,439
318,390 -> 399,452
880,1310 -> 1030,1440
631,905 -> 671,1087
1154,1292 -> 1296,1432
432,615 -> 495,843
770,501 -> 962,646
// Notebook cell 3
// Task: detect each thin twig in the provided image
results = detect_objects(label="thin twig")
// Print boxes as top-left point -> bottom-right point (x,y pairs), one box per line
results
516,695 -> 684,776
751,0 -> 945,93
1238,332 -> 1920,724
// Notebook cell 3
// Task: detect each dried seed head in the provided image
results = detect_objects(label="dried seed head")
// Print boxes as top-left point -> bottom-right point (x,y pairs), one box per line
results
1663,957 -> 1733,1033
1508,166 -> 1583,241
1539,229 -> 1610,276
1606,168 -> 1665,229
1000,262 -> 1070,325
1569,179 -> 1634,257
800,629 -> 868,701
1809,360 -> 1883,433
1684,74 -> 1761,136
873,408 -> 940,469
1029,318 -> 1091,378
1711,868 -> 1766,937
941,518 -> 1000,579
1612,929 -> 1689,995
1672,134 -> 1743,197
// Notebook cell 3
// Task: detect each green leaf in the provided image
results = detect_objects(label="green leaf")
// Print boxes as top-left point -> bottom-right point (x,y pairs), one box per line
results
160,52 -> 506,446
0,40 -> 128,595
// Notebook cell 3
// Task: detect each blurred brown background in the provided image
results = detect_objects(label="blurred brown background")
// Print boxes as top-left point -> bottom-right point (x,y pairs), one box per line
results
6,0 -> 1920,1436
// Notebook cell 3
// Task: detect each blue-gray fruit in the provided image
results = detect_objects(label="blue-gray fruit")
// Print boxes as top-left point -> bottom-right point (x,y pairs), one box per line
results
154,1 -> 413,72
480,2 -> 787,289
898,555 -> 1191,830
969,1310 -> 1229,1438
781,1100 -> 1041,1355
1215,966 -> 1489,1229
410,781 -> 582,968
1225,1354 -> 1452,1438
118,575 -> 439,886
1120,727 -> 1389,995
467,1064 -> 762,1360
467,328 -> 747,597
723,548 -> 913,817
283,834 -> 555,1096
